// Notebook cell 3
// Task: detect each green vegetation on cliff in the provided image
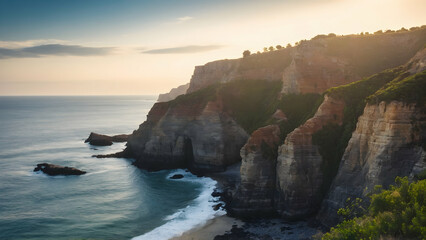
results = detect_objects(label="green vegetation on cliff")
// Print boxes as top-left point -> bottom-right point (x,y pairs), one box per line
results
170,83 -> 219,108
322,177 -> 426,240
313,67 -> 406,195
277,93 -> 323,140
220,79 -> 322,134
220,79 -> 282,133
168,78 -> 323,137
367,70 -> 426,105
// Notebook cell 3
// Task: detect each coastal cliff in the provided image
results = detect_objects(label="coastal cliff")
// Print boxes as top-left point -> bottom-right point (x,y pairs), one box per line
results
317,49 -> 426,226
121,27 -> 426,230
229,45 -> 426,220
187,28 -> 426,95
157,83 -> 189,102
318,100 -> 426,226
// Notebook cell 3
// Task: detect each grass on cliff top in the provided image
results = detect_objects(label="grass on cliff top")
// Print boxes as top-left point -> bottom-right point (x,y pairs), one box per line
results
321,177 -> 426,240
238,47 -> 293,74
367,70 -> 426,105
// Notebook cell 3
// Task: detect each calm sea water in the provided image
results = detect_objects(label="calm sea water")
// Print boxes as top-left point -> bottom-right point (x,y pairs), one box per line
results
0,96 -> 223,240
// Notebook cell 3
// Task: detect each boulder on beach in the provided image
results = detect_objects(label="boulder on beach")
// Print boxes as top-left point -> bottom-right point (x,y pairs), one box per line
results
33,163 -> 86,176
84,132 -> 130,146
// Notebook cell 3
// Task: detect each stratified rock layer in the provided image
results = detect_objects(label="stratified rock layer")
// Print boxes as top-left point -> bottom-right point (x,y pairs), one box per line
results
318,101 -> 426,227
127,99 -> 249,172
281,40 -> 359,94
275,96 -> 345,218
230,125 -> 281,217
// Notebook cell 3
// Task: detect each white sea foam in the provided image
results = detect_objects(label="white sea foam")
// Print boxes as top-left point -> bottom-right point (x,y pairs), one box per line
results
132,169 -> 226,240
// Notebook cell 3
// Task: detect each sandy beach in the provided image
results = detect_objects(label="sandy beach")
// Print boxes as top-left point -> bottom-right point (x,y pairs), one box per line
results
172,214 -> 321,240
171,215 -> 243,240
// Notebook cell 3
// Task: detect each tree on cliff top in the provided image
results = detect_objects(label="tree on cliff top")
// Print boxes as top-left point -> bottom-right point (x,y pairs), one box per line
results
243,50 -> 251,58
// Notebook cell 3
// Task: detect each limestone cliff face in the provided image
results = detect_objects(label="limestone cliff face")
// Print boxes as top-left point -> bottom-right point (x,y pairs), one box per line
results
318,101 -> 426,227
157,83 -> 189,102
127,98 -> 249,172
275,96 -> 345,218
186,54 -> 289,94
186,59 -> 240,93
230,125 -> 281,217
281,41 -> 359,94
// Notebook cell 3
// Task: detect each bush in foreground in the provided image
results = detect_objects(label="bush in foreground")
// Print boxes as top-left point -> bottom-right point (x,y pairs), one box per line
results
322,177 -> 426,240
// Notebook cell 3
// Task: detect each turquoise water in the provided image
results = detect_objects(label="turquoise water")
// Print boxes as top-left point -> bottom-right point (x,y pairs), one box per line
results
0,96 -> 221,240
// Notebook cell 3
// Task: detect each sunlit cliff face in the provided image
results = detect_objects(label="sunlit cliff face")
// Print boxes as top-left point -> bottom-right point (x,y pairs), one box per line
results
0,0 -> 425,95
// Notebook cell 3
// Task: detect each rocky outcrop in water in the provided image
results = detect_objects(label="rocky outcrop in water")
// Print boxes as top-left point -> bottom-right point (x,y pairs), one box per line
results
318,101 -> 426,227
275,95 -> 345,218
85,132 -> 129,146
157,83 -> 190,102
230,125 -> 281,217
34,163 -> 86,176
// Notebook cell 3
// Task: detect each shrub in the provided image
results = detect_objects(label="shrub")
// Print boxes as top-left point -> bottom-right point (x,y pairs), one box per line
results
322,178 -> 426,240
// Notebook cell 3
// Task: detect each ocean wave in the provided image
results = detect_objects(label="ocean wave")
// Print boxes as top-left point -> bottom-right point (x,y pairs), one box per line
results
131,169 -> 225,240
30,171 -> 67,178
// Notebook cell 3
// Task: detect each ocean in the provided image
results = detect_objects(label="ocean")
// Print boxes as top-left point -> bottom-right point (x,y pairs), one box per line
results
0,96 -> 224,240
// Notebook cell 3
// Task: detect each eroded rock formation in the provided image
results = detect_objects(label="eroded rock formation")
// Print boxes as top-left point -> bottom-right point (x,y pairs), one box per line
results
126,98 -> 249,172
230,125 -> 281,217
318,101 -> 426,227
275,96 -> 345,218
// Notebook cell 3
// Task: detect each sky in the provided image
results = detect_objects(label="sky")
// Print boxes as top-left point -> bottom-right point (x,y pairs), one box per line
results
0,0 -> 425,96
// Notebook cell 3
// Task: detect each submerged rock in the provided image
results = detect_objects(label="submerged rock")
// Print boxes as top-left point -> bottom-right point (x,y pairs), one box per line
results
84,132 -> 129,146
169,174 -> 184,179
213,203 -> 223,211
33,163 -> 86,176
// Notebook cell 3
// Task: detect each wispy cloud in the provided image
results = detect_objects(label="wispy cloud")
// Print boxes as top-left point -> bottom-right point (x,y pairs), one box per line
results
142,45 -> 224,54
0,44 -> 115,59
176,16 -> 193,24
0,39 -> 69,48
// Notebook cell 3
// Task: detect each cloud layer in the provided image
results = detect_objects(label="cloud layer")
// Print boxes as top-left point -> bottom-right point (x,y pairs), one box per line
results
142,45 -> 224,54
176,16 -> 193,24
0,44 -> 114,59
